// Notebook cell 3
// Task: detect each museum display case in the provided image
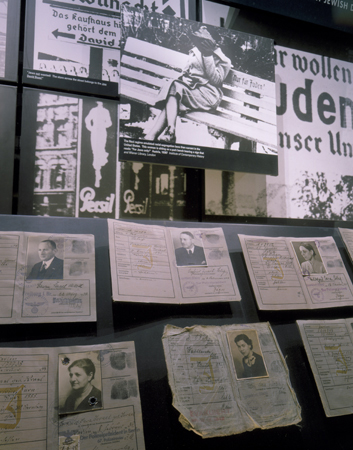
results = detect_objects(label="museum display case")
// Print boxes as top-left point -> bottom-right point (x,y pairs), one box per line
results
1,0 -> 353,448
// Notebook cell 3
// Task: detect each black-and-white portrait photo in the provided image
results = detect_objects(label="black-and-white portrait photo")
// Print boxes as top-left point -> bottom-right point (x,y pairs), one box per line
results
227,330 -> 268,379
173,230 -> 207,267
59,351 -> 102,415
119,6 -> 277,173
292,241 -> 326,276
27,237 -> 64,280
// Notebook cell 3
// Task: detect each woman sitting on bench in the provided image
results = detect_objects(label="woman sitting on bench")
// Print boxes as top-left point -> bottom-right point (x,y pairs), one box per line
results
144,26 -> 231,143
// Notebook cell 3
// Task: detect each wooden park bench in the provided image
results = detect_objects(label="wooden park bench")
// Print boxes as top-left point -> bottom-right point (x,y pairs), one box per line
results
120,37 -> 277,152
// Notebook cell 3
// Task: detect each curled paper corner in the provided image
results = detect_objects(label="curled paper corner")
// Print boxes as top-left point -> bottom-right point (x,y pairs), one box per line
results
162,324 -> 182,336
178,413 -> 204,437
163,324 -> 198,337
163,324 -> 219,337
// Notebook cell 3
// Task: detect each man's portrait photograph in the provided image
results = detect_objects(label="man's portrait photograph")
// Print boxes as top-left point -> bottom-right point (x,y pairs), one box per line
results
172,230 -> 207,267
291,241 -> 326,276
227,330 -> 268,380
26,236 -> 64,280
59,351 -> 103,415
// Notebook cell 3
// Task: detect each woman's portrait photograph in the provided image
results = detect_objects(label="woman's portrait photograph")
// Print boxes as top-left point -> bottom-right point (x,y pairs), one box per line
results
227,330 -> 268,380
59,351 -> 103,415
291,241 -> 327,276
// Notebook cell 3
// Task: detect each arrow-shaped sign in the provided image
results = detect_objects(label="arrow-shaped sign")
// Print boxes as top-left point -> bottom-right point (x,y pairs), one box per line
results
52,29 -> 76,39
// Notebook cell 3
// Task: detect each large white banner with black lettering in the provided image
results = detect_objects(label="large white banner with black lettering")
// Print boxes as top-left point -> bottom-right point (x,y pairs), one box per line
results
205,46 -> 353,220
276,45 -> 353,219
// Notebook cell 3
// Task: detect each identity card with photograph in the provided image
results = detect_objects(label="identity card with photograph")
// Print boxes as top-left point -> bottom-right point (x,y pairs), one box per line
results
162,322 -> 301,438
239,234 -> 353,310
108,219 -> 240,304
0,231 -> 96,323
0,341 -> 145,450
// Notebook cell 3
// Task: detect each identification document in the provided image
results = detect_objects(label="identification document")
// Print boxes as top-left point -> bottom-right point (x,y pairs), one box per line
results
339,228 -> 353,264
108,220 -> 240,304
239,234 -> 353,310
0,231 -> 96,323
0,341 -> 145,450
162,323 -> 301,438
297,319 -> 353,417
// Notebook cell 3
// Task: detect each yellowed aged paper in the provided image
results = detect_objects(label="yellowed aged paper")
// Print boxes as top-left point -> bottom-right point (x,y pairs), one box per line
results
162,323 -> 301,438
339,228 -> 353,263
0,342 -> 145,450
0,231 -> 96,323
108,219 -> 240,304
298,318 -> 353,417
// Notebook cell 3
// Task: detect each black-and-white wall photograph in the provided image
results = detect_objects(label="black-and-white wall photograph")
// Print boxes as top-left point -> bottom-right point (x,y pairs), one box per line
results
0,84 -> 16,213
119,5 -> 278,174
0,0 -> 20,81
19,88 -> 118,218
118,161 -> 202,220
23,0 -> 120,96
0,0 -> 8,79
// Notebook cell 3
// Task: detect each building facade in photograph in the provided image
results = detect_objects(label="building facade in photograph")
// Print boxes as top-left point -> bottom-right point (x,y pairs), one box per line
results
33,93 -> 78,216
